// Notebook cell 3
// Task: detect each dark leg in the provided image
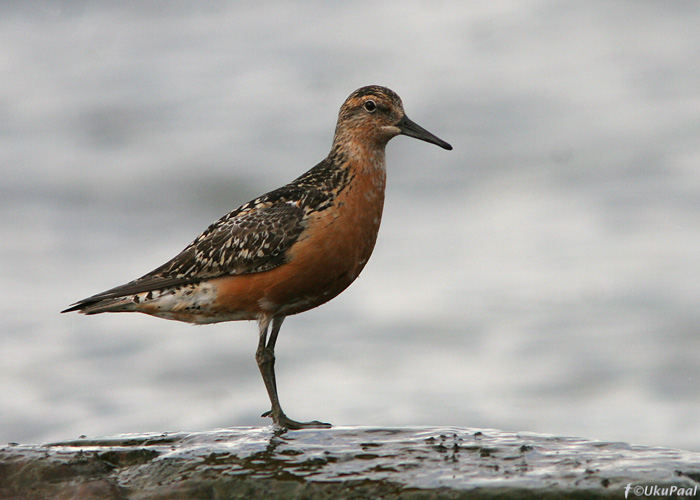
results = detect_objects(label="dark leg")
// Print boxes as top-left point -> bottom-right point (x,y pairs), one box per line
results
256,315 -> 331,430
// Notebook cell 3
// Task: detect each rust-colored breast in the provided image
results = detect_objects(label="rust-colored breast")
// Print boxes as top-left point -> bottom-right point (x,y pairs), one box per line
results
213,164 -> 386,318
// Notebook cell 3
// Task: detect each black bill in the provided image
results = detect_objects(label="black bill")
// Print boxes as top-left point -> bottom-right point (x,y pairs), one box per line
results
397,115 -> 453,150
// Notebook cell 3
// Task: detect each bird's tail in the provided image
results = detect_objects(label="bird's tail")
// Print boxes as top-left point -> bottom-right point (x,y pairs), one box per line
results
61,296 -> 137,315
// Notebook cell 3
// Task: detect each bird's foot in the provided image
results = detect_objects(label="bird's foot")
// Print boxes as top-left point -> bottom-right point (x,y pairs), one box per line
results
261,409 -> 331,430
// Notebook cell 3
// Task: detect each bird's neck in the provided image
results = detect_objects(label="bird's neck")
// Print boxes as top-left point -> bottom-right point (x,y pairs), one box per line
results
329,135 -> 387,176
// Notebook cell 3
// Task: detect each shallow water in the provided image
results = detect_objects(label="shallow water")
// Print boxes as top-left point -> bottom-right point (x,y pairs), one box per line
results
4,426 -> 699,497
1,1 -> 699,451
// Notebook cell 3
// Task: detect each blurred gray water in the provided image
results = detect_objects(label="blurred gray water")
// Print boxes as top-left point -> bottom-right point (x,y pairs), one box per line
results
1,1 -> 699,451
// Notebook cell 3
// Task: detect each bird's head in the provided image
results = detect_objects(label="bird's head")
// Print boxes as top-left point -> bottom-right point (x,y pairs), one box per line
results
334,85 -> 452,151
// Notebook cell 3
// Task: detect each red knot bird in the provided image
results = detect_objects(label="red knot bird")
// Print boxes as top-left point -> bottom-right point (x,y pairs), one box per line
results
63,85 -> 452,429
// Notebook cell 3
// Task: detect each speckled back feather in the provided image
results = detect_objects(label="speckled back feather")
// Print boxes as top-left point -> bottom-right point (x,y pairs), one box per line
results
63,152 -> 352,311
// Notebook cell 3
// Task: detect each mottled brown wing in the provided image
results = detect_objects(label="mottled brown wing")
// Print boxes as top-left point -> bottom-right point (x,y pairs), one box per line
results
62,154 -> 352,313
153,198 -> 306,279
63,196 -> 307,308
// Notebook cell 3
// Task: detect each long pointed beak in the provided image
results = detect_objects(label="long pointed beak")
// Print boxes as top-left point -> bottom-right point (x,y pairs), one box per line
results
397,115 -> 453,150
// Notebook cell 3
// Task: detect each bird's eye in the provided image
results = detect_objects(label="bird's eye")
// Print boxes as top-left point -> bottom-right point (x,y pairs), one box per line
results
364,100 -> 377,112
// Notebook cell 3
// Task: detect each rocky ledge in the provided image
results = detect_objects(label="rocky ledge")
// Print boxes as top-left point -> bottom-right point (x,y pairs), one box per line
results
1,426 -> 699,499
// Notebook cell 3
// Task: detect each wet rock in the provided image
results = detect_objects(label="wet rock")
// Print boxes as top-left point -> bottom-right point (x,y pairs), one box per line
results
1,427 -> 698,499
